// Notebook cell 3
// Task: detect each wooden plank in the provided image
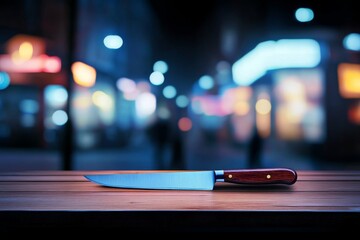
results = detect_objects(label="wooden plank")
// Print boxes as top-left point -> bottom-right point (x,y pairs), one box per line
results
0,191 -> 359,211
1,180 -> 360,192
1,170 -> 360,232
0,171 -> 360,211
0,175 -> 88,182
298,176 -> 360,181
295,171 -> 360,175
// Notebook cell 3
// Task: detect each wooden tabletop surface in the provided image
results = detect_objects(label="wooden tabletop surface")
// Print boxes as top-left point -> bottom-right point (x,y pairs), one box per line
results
1,170 -> 360,232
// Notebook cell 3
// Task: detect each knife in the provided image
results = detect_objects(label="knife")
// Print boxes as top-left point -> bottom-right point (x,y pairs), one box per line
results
85,168 -> 297,190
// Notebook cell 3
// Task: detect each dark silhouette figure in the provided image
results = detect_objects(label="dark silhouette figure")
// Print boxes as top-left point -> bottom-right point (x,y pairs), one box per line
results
60,118 -> 74,170
148,117 -> 171,170
247,128 -> 263,168
170,128 -> 185,170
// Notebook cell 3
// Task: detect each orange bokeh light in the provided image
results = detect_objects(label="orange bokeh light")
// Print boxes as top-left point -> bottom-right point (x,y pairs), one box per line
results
338,63 -> 360,98
71,61 -> 96,87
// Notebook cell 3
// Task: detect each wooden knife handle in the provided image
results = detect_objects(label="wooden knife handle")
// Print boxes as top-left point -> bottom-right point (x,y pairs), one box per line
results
223,168 -> 297,185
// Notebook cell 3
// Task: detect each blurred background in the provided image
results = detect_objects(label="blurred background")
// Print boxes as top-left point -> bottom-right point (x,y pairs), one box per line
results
0,0 -> 360,172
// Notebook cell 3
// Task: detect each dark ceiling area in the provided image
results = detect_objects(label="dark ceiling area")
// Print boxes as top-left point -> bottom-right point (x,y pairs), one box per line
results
146,0 -> 359,82
1,0 -> 359,38
148,0 -> 217,36
148,0 -> 360,32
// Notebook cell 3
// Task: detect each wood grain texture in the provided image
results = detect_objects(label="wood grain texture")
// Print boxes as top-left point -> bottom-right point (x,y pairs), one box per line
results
0,170 -> 359,210
0,170 -> 360,232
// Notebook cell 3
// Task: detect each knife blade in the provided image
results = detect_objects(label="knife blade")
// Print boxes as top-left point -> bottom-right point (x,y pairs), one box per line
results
85,168 -> 297,190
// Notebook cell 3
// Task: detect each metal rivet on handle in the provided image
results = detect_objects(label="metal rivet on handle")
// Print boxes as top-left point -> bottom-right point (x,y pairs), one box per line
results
267,174 -> 271,179
228,174 -> 232,178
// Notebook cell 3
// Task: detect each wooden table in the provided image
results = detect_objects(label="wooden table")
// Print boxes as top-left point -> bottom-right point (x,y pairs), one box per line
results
1,170 -> 360,233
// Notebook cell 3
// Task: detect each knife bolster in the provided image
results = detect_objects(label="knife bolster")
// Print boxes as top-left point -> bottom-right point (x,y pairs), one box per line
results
214,170 -> 225,182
